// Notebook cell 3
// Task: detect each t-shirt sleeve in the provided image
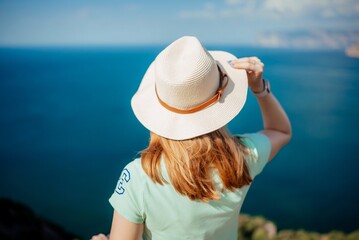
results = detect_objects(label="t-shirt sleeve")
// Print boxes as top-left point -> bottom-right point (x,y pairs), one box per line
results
238,133 -> 271,179
109,158 -> 145,224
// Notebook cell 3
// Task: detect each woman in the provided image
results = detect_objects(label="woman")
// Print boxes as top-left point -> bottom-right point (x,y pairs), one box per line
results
92,36 -> 291,240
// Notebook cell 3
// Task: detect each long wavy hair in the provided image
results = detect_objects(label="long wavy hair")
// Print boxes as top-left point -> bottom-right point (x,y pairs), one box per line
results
141,127 -> 252,202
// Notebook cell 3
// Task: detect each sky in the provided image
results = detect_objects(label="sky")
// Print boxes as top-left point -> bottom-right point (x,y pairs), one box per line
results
0,0 -> 358,48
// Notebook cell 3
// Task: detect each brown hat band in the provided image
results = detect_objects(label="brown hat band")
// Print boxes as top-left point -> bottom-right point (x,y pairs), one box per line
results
155,66 -> 229,114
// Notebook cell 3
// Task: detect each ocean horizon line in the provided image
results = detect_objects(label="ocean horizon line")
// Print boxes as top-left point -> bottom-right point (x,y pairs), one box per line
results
0,43 -> 348,52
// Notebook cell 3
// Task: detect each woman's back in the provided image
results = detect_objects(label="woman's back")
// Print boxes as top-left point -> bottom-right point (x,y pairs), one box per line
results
109,133 -> 271,240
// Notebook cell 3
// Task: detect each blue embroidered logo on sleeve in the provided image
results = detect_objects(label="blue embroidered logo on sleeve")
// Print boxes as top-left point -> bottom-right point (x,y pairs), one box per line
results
115,168 -> 131,195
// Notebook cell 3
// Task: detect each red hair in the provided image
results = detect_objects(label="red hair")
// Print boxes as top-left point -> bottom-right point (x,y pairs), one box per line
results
141,127 -> 252,202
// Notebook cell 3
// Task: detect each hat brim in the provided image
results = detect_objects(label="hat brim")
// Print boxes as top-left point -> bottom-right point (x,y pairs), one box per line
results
131,51 -> 248,140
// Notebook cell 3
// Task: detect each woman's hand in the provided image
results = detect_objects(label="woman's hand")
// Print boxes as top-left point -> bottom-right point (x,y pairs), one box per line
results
228,57 -> 264,92
91,233 -> 109,240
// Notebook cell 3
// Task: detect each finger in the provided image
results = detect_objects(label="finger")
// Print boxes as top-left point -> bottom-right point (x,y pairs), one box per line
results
232,60 -> 261,70
249,56 -> 261,63
236,58 -> 263,71
98,234 -> 109,240
253,61 -> 264,68
236,57 -> 250,63
230,61 -> 252,70
237,56 -> 262,64
229,61 -> 263,73
91,233 -> 108,240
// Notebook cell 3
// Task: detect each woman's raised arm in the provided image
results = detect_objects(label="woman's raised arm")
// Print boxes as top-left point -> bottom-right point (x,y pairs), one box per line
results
229,57 -> 292,161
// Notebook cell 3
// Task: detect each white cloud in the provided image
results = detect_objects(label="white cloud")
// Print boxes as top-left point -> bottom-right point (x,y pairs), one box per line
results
262,0 -> 325,14
257,33 -> 287,48
177,0 -> 359,48
245,0 -> 359,18
181,0 -> 359,19
179,1 -> 256,19
262,0 -> 359,17
257,30 -> 359,49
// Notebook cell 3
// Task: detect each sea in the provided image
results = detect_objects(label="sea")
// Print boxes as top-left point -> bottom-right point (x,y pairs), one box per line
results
0,46 -> 358,239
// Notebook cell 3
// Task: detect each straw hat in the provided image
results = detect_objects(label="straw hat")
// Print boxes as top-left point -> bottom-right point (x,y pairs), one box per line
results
131,36 -> 248,140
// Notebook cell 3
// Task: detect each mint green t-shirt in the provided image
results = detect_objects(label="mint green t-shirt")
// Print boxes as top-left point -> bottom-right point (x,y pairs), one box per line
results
109,133 -> 271,240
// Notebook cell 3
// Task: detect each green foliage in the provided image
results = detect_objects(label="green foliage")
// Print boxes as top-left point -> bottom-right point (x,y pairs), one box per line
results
347,230 -> 359,240
237,214 -> 359,240
275,229 -> 321,240
238,214 -> 276,240
252,228 -> 269,240
325,230 -> 347,240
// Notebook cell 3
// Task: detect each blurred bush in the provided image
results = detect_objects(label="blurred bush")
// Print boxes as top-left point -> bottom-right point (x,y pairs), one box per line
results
238,214 -> 359,240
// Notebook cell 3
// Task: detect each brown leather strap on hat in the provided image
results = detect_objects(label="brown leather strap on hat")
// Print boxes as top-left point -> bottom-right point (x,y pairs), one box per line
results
155,66 -> 229,114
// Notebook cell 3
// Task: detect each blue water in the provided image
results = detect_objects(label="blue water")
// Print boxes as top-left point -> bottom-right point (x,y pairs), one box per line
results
1,46 -> 358,239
